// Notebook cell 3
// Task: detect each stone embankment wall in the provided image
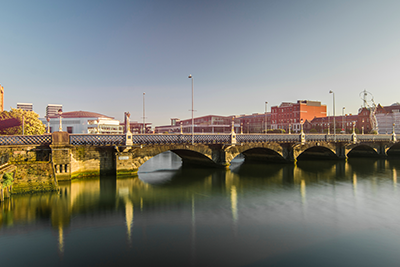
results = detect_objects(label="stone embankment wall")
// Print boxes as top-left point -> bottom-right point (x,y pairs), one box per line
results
70,146 -> 116,178
0,146 -> 57,195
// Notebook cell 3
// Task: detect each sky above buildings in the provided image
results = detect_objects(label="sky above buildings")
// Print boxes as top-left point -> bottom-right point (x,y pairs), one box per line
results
1,0 -> 400,126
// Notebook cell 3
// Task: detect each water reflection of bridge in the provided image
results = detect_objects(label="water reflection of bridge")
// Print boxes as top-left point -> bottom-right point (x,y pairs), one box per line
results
3,159 -> 400,249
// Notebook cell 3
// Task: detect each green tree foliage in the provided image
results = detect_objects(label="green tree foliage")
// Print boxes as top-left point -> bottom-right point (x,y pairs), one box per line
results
2,172 -> 14,188
0,108 -> 45,135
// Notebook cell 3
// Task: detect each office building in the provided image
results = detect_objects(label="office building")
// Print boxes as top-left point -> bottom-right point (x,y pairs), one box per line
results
17,103 -> 33,111
46,104 -> 62,118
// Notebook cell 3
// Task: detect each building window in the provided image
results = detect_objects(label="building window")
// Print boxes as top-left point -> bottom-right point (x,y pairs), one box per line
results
67,127 -> 73,133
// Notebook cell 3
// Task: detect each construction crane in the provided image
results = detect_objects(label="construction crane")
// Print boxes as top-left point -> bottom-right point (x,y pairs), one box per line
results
359,90 -> 378,132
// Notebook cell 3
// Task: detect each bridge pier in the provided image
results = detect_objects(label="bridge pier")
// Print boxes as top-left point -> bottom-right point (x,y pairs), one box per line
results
211,145 -> 229,169
282,144 -> 295,162
51,132 -> 71,181
335,144 -> 347,160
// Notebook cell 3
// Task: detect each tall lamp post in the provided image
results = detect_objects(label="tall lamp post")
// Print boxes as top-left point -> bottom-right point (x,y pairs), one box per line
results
264,101 -> 268,134
329,90 -> 336,140
46,116 -> 50,134
342,107 -> 345,134
143,92 -> 146,134
58,109 -> 63,132
188,74 -> 194,145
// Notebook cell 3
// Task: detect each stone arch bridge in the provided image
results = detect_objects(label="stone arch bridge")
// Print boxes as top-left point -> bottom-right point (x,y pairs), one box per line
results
1,132 -> 399,180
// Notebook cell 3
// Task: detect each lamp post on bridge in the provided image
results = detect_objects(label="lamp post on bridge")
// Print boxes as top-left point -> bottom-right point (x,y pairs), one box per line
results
342,107 -> 345,134
264,101 -> 268,134
188,74 -> 194,145
46,116 -> 50,134
142,92 -> 146,134
329,90 -> 336,141
58,109 -> 63,132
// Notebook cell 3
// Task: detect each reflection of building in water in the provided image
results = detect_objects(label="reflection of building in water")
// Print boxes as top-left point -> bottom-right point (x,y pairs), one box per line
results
393,168 -> 397,189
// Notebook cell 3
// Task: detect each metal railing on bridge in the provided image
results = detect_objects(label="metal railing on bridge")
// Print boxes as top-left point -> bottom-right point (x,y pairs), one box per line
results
69,134 -> 125,146
0,135 -> 52,146
0,133 -> 396,147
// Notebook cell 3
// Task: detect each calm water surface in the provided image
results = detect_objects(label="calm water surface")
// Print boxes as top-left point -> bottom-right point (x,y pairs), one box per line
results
2,152 -> 400,266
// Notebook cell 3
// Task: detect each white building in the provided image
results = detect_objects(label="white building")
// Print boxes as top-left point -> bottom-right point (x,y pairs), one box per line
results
46,104 -> 63,118
17,103 -> 33,111
376,104 -> 400,134
40,111 -> 123,134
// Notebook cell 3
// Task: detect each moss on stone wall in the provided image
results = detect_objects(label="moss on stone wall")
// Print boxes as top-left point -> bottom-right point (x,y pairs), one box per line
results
12,162 -> 57,194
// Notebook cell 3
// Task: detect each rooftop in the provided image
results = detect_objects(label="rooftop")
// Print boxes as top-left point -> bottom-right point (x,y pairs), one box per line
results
48,110 -> 114,119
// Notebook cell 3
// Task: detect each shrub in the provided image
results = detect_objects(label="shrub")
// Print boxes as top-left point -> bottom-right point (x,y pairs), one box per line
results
2,172 -> 14,188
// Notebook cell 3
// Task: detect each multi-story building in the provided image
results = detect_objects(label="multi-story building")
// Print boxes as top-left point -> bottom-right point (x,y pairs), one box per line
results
309,114 -> 358,133
17,103 -> 33,111
376,103 -> 400,134
155,113 -> 273,134
0,84 -> 4,112
46,104 -> 63,118
120,121 -> 152,134
271,100 -> 327,133
155,115 -> 241,134
40,110 -> 122,134
237,113 -> 271,134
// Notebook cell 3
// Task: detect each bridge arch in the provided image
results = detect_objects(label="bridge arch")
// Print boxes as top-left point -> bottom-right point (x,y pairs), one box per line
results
225,143 -> 287,164
387,143 -> 400,157
296,146 -> 338,160
117,144 -> 223,174
346,144 -> 380,158
240,147 -> 287,163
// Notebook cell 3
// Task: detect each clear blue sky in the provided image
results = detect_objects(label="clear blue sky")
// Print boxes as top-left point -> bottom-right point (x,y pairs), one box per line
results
1,0 -> 400,126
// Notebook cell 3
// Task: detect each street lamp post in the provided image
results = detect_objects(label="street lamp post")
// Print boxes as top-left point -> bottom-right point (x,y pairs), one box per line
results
264,102 -> 268,134
329,90 -> 336,140
188,74 -> 194,145
46,116 -> 50,133
342,107 -> 345,134
58,109 -> 63,132
143,92 -> 146,134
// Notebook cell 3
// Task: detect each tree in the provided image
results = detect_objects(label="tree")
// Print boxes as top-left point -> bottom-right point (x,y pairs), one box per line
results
0,108 -> 45,135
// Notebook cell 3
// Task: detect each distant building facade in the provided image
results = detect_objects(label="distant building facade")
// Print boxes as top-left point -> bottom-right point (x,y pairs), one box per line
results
237,113 -> 271,134
271,100 -> 327,133
155,114 -> 273,134
308,114 -> 358,133
46,104 -> 63,118
0,84 -> 4,112
40,110 -> 122,134
376,103 -> 400,134
17,103 -> 33,111
155,115 -> 240,134
121,121 -> 152,134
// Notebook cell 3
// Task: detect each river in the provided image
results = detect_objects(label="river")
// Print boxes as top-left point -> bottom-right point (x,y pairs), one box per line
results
1,151 -> 400,266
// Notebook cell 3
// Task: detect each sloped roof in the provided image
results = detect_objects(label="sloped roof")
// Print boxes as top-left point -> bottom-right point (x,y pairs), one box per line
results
49,111 -> 114,119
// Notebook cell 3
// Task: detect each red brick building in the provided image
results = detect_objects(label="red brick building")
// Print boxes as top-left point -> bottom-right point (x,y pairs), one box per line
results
308,114 -> 358,133
271,100 -> 327,133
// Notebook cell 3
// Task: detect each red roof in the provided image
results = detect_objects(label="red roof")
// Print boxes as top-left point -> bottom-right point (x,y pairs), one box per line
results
49,111 -> 114,119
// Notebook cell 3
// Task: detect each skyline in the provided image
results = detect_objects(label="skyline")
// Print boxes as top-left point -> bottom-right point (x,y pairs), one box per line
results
1,0 -> 400,126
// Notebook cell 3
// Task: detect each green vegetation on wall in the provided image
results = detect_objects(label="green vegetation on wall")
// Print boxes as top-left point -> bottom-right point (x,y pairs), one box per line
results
2,172 -> 14,188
